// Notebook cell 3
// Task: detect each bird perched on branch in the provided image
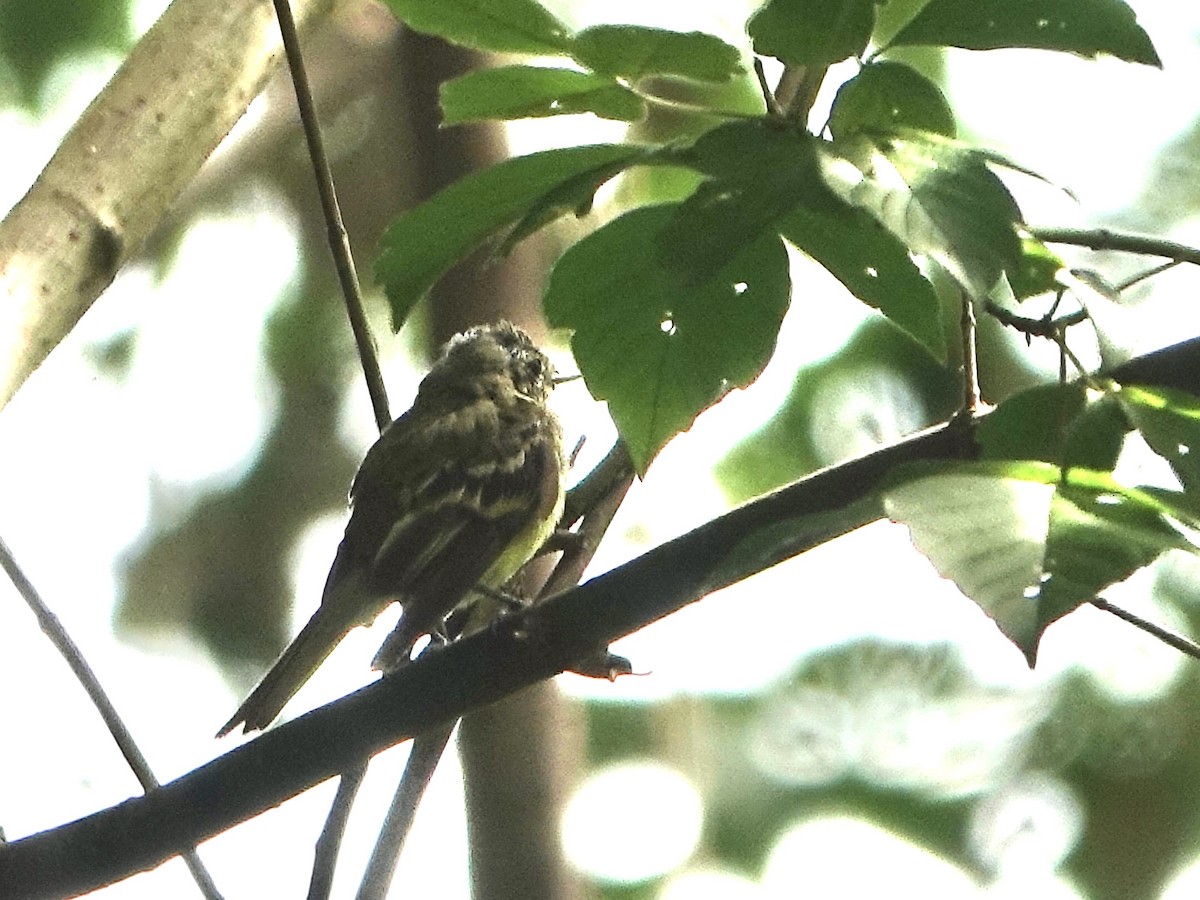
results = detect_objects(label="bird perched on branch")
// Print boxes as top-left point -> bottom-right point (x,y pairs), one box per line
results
218,322 -> 565,736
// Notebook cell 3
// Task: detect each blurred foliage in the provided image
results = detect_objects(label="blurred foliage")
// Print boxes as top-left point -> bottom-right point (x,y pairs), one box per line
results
0,0 -> 132,109
716,318 -> 960,503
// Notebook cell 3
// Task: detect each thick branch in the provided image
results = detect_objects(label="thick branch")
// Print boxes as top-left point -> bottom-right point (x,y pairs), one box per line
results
0,0 -> 335,411
0,419 -> 971,898
1,335 -> 1197,898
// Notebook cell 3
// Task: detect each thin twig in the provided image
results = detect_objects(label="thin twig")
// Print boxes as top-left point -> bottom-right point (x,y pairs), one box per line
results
1091,596 -> 1200,661
1116,259 -> 1182,291
355,727 -> 455,900
562,440 -> 637,528
547,446 -> 634,597
308,762 -> 367,900
1030,227 -> 1200,269
0,535 -> 224,900
272,0 -> 390,430
984,299 -> 1089,338
271,1 -> 393,890
960,291 -> 979,414
753,59 -> 784,117
549,443 -> 636,680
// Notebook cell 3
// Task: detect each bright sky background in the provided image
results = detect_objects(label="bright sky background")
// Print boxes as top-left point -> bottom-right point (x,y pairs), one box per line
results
2,1 -> 1200,898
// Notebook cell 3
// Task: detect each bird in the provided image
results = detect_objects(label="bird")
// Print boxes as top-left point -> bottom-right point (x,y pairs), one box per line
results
218,322 -> 566,736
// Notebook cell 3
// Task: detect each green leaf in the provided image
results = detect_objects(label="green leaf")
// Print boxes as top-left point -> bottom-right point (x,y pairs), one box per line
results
889,0 -> 1161,66
977,383 -> 1088,463
656,121 -> 834,283
375,144 -> 648,326
778,203 -> 944,360
978,383 -> 1130,470
1061,393 -> 1129,471
829,61 -> 956,139
1037,483 -> 1192,636
1118,385 -> 1200,494
748,0 -> 878,66
571,26 -> 743,83
887,461 -> 1194,663
545,204 -> 791,473
822,132 -> 1024,298
497,153 -> 678,256
382,0 -> 572,55
1009,237 -> 1066,300
883,465 -> 1059,657
441,66 -> 645,124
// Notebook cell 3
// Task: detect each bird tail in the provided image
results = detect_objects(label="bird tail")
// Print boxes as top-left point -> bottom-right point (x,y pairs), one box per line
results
217,574 -> 380,737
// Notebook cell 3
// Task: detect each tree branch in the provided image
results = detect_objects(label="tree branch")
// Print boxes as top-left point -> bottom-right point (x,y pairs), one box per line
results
1030,226 -> 1200,268
1,334 -> 1197,898
0,418 -> 972,898
0,0 -> 336,412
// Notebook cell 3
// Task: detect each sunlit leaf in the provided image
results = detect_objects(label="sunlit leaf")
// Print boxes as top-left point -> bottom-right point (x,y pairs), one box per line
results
1037,480 -> 1194,636
887,461 -> 1196,663
884,465 -> 1059,656
748,0 -> 877,66
375,144 -> 647,326
1009,237 -> 1066,300
441,66 -> 644,124
889,0 -> 1161,66
822,132 -> 1023,298
829,61 -> 956,139
382,0 -> 572,54
571,25 -> 743,83
1118,384 -> 1200,494
545,204 -> 791,473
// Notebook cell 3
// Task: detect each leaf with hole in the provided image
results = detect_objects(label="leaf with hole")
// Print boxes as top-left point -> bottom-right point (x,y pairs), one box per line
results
829,61 -> 956,139
889,0 -> 1161,66
779,203 -> 944,360
821,132 -> 1023,299
545,203 -> 791,473
1118,385 -> 1200,494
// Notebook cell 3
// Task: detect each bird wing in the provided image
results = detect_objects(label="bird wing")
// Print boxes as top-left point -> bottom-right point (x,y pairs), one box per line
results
365,426 -> 561,670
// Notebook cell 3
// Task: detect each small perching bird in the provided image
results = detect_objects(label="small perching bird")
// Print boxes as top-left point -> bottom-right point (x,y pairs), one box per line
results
218,322 -> 566,736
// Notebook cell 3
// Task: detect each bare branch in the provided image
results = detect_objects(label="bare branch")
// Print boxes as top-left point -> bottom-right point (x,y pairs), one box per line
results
273,0 -> 389,430
0,535 -> 224,899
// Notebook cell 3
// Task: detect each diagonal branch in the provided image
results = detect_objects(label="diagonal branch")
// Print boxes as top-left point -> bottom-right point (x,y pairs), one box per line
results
0,419 -> 971,898
1,334 -> 1197,898
0,536 -> 223,899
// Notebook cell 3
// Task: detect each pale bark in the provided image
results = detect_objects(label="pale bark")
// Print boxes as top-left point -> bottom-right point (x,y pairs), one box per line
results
0,0 -> 337,410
